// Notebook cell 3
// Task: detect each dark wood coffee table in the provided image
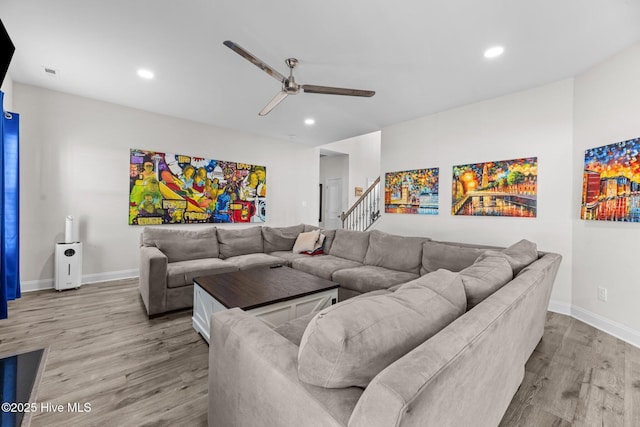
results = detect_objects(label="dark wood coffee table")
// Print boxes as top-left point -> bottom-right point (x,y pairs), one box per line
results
192,266 -> 339,343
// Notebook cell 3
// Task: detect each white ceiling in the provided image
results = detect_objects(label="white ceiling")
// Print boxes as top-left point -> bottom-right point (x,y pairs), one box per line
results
2,0 -> 640,146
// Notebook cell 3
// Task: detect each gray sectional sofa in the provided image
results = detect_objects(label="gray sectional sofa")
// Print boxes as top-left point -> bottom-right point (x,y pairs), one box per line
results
138,224 -> 562,426
139,224 -> 311,316
140,224 -> 429,315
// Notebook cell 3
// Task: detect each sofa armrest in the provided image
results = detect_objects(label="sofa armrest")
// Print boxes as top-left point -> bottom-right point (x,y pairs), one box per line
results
139,246 -> 168,316
208,309 -> 359,427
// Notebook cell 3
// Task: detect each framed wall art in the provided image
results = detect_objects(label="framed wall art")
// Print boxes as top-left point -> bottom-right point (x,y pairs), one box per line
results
129,149 -> 267,225
384,168 -> 439,215
452,157 -> 537,217
581,137 -> 640,222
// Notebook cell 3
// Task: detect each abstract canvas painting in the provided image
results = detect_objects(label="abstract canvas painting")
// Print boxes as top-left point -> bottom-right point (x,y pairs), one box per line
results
129,149 -> 266,225
452,157 -> 537,217
581,138 -> 640,222
384,168 -> 439,215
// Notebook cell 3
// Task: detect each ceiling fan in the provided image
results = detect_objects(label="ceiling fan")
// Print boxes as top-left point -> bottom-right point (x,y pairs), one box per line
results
223,40 -> 375,116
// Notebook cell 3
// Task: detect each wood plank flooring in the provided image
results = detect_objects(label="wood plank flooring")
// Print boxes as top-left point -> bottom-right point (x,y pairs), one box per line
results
1,279 -> 639,426
500,311 -> 640,427
0,279 -> 209,427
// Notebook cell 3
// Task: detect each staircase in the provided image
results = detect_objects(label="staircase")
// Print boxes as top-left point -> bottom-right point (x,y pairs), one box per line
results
340,177 -> 381,231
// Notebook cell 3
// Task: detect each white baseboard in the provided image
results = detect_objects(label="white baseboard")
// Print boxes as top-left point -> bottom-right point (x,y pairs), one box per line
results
547,300 -> 572,316
548,299 -> 640,349
21,269 -> 139,293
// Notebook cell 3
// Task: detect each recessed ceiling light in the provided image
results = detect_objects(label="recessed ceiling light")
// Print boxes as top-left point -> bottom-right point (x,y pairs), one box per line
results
484,46 -> 504,59
137,69 -> 154,79
304,118 -> 315,125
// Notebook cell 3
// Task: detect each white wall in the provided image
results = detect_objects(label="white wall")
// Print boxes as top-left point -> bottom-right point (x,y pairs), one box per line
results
320,131 -> 381,207
572,43 -> 640,336
1,73 -> 13,111
378,80 -> 574,306
14,83 -> 319,288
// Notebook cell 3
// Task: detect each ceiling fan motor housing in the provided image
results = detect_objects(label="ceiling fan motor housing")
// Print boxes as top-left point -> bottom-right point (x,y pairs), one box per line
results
284,78 -> 299,94
284,58 -> 300,93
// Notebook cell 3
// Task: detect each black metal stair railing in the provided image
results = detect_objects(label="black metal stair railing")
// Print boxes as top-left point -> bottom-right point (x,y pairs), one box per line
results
340,177 -> 381,231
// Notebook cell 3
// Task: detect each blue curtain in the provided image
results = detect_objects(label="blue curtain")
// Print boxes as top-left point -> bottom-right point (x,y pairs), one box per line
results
1,90 -> 20,319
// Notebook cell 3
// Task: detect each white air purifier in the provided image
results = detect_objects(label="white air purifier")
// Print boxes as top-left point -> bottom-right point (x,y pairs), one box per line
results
55,242 -> 83,291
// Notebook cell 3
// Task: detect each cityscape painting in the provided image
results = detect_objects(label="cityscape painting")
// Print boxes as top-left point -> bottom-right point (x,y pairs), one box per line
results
129,149 -> 267,225
452,157 -> 537,217
384,168 -> 439,215
581,138 -> 640,222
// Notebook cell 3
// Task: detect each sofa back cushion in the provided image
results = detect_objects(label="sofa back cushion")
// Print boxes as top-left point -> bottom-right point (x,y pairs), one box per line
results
364,230 -> 428,274
141,226 -> 218,263
262,224 -> 305,252
216,226 -> 264,259
499,239 -> 538,275
320,229 -> 336,253
460,253 -> 513,309
328,229 -> 370,263
297,269 -> 466,388
421,241 -> 487,275
303,224 -> 320,232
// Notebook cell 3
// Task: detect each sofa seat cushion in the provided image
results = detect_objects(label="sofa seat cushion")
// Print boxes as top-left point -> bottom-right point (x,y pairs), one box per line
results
297,269 -> 466,388
291,255 -> 362,280
332,266 -> 419,294
273,311 -> 318,346
364,230 -> 428,274
143,226 -> 219,262
267,251 -> 308,267
224,253 -> 286,270
217,226 -> 264,259
262,224 -> 305,252
420,241 -> 487,275
328,229 -> 370,263
460,253 -> 513,309
166,258 -> 238,288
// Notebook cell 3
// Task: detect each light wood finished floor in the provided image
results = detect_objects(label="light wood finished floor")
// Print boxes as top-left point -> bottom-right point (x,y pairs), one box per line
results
1,279 -> 639,426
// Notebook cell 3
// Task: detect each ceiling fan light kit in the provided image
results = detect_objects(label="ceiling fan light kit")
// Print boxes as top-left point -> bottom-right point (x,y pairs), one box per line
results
223,40 -> 375,116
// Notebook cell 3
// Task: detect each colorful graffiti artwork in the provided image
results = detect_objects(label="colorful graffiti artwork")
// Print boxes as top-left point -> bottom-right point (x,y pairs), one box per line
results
129,149 -> 267,225
581,138 -> 640,222
452,157 -> 537,217
384,168 -> 439,215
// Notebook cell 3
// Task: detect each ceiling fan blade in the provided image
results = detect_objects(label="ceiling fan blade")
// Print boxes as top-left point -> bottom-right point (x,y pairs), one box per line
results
259,91 -> 288,116
302,84 -> 375,97
223,40 -> 285,83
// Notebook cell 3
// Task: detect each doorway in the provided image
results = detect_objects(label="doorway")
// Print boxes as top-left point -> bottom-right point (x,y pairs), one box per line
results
324,177 -> 343,230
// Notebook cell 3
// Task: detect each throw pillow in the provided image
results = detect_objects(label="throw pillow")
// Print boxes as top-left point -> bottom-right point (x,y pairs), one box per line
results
292,230 -> 321,253
300,233 -> 325,255
297,269 -> 466,388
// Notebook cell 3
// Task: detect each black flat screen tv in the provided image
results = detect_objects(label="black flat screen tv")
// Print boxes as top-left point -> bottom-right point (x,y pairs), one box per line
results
0,19 -> 15,87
